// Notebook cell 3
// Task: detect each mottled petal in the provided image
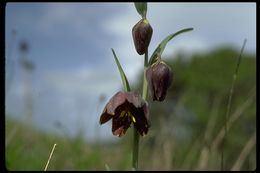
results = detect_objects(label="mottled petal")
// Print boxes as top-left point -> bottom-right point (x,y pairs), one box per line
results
146,66 -> 156,100
153,63 -> 172,101
132,19 -> 153,55
131,106 -> 150,136
113,126 -> 125,137
99,112 -> 113,124
112,112 -> 132,137
146,61 -> 173,101
99,92 -> 127,125
125,92 -> 146,108
105,91 -> 127,115
142,101 -> 150,124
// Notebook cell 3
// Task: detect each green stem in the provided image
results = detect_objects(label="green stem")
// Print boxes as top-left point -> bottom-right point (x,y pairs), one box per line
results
132,50 -> 148,170
132,128 -> 139,170
142,50 -> 149,100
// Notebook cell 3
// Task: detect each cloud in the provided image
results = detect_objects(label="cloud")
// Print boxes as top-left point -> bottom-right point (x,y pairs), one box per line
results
44,64 -> 121,98
148,3 -> 256,52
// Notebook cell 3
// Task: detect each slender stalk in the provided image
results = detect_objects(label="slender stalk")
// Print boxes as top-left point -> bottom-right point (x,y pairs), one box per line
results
221,39 -> 247,170
132,50 -> 149,170
142,50 -> 149,100
44,143 -> 57,171
132,128 -> 139,170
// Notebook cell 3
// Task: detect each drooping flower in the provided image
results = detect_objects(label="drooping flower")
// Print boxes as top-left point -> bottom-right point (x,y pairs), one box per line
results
132,18 -> 153,55
146,61 -> 173,101
99,91 -> 150,137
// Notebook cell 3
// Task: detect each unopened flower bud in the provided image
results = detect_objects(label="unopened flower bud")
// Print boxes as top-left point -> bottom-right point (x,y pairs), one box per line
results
146,61 -> 173,101
132,19 -> 153,55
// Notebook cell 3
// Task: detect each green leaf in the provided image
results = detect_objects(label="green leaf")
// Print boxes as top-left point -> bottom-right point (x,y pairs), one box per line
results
148,28 -> 194,65
111,48 -> 131,92
134,2 -> 147,18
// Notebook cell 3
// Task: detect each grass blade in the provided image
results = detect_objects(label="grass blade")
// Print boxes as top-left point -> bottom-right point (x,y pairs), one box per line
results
221,39 -> 247,170
111,48 -> 131,92
231,131 -> 256,171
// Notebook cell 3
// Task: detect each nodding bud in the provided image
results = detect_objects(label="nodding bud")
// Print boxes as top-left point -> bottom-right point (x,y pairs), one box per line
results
132,19 -> 153,55
146,61 -> 173,101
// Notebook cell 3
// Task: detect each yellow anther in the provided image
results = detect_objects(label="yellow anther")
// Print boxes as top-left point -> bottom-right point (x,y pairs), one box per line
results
131,116 -> 136,123
120,110 -> 126,118
128,111 -> 136,123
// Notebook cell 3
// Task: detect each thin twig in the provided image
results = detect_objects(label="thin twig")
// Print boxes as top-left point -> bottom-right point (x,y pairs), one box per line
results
44,143 -> 57,171
221,39 -> 247,170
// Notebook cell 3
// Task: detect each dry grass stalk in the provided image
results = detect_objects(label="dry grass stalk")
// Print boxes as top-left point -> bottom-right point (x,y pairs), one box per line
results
44,143 -> 57,171
231,131 -> 256,171
211,88 -> 255,151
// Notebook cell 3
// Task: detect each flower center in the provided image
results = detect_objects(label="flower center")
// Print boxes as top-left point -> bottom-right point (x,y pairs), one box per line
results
119,110 -> 136,123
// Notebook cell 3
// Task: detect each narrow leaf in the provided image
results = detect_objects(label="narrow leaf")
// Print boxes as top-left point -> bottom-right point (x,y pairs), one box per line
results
149,28 -> 194,65
111,48 -> 131,92
134,2 -> 147,18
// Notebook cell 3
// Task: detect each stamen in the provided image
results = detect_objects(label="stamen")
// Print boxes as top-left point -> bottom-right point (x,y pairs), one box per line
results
131,116 -> 136,123
128,111 -> 136,123
120,110 -> 126,118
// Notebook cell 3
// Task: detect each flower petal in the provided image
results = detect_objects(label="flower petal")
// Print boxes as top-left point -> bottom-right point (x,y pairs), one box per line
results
131,104 -> 150,136
146,62 -> 173,101
99,112 -> 113,124
113,126 -> 125,137
105,91 -> 127,115
125,92 -> 146,108
112,112 -> 132,137
146,67 -> 156,100
99,91 -> 127,125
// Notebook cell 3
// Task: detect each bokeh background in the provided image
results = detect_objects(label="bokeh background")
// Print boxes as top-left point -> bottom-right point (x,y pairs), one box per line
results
5,2 -> 256,170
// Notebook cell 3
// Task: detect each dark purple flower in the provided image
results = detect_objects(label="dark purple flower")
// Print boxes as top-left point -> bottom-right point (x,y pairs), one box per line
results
132,19 -> 153,55
99,91 -> 150,137
146,61 -> 173,101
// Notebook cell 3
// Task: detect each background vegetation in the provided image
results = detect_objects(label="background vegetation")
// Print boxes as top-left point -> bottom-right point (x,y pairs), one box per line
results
5,46 -> 256,170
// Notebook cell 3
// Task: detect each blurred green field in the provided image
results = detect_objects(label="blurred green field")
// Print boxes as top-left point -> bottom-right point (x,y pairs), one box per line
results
5,47 -> 256,170
5,117 -> 135,171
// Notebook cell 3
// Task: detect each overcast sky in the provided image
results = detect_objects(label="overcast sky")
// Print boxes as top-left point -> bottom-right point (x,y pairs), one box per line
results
5,3 -> 256,142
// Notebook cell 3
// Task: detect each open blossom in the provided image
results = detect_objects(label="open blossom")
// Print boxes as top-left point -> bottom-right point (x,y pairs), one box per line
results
99,91 -> 150,137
